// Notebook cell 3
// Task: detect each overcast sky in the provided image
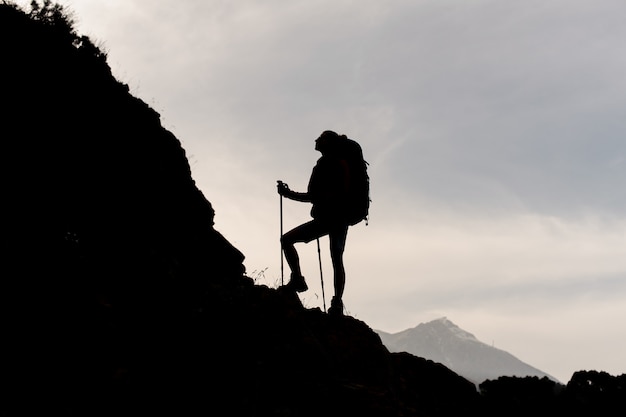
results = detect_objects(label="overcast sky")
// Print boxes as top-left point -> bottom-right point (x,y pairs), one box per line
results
26,0 -> 626,382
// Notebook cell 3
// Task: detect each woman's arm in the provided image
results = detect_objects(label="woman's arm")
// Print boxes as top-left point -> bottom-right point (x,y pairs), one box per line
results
277,181 -> 312,202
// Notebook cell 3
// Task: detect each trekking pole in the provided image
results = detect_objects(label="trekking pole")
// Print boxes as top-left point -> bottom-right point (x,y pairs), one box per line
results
317,238 -> 326,312
278,181 -> 284,286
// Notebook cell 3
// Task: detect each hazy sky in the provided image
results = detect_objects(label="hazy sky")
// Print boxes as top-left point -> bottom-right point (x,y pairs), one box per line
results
26,0 -> 626,382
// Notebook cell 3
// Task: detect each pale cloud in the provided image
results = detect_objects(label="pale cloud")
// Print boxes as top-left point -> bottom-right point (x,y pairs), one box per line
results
348,210 -> 626,296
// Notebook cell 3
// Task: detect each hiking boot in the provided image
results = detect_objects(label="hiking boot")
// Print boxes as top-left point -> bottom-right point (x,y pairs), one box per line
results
328,296 -> 343,317
283,273 -> 308,292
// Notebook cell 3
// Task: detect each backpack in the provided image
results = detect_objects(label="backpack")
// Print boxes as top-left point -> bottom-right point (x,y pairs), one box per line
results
337,136 -> 370,225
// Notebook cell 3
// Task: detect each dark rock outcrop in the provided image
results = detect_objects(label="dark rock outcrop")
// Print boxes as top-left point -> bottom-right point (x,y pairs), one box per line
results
0,3 -> 478,416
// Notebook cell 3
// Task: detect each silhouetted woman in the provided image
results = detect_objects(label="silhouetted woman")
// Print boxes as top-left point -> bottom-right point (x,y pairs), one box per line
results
277,130 -> 351,316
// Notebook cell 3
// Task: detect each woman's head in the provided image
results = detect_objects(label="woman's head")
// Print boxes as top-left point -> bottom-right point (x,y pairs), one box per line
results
315,130 -> 343,154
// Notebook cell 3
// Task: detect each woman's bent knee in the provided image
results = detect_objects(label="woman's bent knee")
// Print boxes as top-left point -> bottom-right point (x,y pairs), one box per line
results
281,234 -> 295,248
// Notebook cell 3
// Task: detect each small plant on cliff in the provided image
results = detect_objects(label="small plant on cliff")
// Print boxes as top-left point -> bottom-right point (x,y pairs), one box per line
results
27,0 -> 74,33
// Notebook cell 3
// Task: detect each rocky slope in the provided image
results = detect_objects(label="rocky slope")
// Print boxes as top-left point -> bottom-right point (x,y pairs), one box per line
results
0,3 -> 477,416
1,3 -> 624,416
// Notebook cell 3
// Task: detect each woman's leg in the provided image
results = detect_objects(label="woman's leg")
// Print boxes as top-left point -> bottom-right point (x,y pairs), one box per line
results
281,236 -> 302,278
329,224 -> 349,300
281,220 -> 326,279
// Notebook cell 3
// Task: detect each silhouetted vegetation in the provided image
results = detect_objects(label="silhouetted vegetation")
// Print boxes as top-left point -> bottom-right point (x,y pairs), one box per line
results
479,376 -> 562,416
478,372 -> 626,416
563,370 -> 626,415
1,2 -> 624,416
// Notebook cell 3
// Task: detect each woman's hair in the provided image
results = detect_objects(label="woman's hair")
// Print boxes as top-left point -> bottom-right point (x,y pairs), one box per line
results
318,130 -> 335,142
320,130 -> 347,141
319,131 -> 348,155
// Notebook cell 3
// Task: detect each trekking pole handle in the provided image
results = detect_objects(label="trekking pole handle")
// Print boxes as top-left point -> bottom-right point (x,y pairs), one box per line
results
277,180 -> 290,196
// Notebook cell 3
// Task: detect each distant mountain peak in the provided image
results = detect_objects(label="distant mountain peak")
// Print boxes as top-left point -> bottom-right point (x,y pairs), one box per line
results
378,317 -> 558,385
423,317 -> 479,342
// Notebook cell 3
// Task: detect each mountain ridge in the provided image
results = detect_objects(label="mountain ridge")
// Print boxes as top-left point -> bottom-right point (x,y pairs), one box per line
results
377,317 -> 559,385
